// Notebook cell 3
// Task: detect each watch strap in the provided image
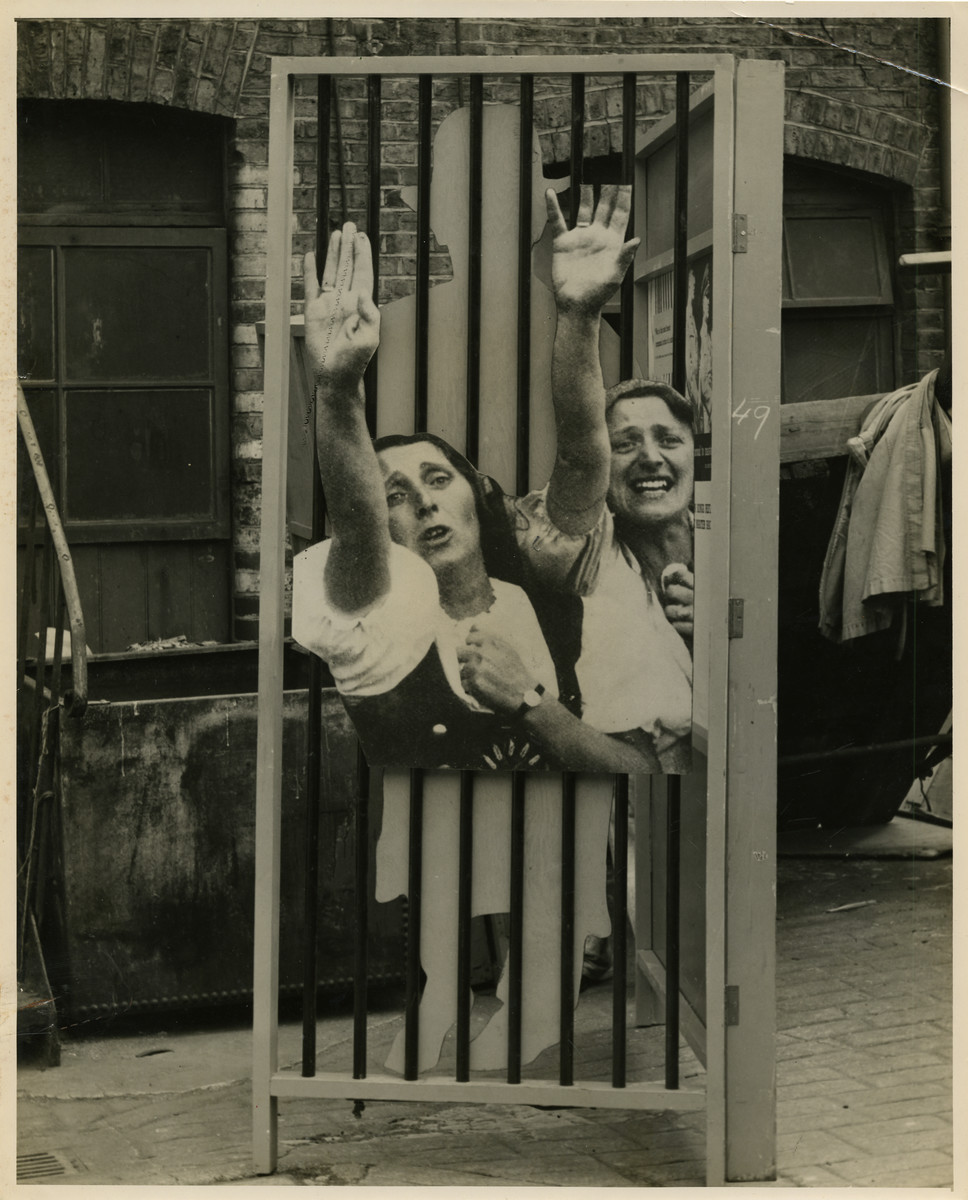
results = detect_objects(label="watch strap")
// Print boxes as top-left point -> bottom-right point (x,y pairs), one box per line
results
511,682 -> 545,722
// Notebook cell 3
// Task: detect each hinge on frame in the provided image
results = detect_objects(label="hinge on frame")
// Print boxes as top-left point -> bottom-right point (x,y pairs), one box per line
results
728,598 -> 745,639
725,985 -> 740,1027
732,213 -> 749,253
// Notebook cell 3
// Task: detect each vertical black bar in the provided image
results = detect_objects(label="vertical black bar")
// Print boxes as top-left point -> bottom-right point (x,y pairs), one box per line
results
302,74 -> 334,1080
516,75 -> 534,495
415,74 -> 432,432
404,769 -> 424,1080
671,73 -> 690,398
559,773 -> 576,1086
664,72 -> 689,1091
455,770 -> 474,1081
665,776 -> 682,1089
620,73 -> 637,381
612,776 -> 629,1087
507,771 -> 526,1083
466,74 -> 484,465
353,746 -> 369,1078
316,76 -> 332,248
570,74 -> 585,225
364,74 -> 381,436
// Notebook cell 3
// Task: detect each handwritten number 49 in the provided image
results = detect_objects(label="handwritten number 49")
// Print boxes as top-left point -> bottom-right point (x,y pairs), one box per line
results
731,399 -> 771,439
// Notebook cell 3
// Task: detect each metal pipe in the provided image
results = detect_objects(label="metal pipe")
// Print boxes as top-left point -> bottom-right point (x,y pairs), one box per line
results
620,73 -> 637,381
456,770 -> 474,1081
507,771 -> 526,1083
415,74 -> 432,432
663,71 -> 689,1091
612,776 -> 629,1088
779,733 -> 952,768
404,769 -> 424,1081
516,75 -> 534,494
671,72 -> 690,399
301,72 -> 334,1080
665,776 -> 681,1089
559,772 -> 576,1086
466,74 -> 484,466
353,746 -> 370,1079
364,75 -> 381,435
570,74 -> 585,224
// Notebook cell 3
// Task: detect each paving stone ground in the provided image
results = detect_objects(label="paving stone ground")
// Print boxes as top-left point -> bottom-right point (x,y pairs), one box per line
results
16,838 -> 953,1189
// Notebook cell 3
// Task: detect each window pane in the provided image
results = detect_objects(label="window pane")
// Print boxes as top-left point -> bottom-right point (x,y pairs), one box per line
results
64,247 -> 212,381
108,118 -> 224,212
643,109 -> 715,261
19,99 -> 226,218
18,102 -> 103,211
784,216 -> 890,304
64,389 -> 215,523
18,246 -> 56,381
782,314 -> 893,404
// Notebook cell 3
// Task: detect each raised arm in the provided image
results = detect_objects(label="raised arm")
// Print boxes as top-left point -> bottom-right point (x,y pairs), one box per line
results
303,224 -> 388,614
545,184 -> 639,535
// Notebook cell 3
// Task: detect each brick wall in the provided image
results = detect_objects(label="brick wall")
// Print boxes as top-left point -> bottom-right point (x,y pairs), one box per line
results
16,16 -> 948,640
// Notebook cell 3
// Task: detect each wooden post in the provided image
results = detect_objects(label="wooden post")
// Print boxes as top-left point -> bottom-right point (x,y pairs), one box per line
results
252,61 -> 295,1176
719,57 -> 783,1183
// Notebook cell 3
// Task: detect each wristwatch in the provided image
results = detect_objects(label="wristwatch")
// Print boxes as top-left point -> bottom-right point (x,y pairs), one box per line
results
512,682 -> 545,722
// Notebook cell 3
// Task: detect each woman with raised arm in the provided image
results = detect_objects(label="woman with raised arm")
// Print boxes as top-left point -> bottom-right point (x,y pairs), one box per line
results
508,184 -> 695,773
292,221 -> 661,775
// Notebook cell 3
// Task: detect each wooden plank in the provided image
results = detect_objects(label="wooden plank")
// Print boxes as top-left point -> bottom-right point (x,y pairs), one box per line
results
251,61 -> 295,1178
635,949 -> 707,1068
97,545 -> 147,652
720,58 -> 784,1184
271,1071 -> 706,1111
779,393 -> 880,462
275,53 -> 738,79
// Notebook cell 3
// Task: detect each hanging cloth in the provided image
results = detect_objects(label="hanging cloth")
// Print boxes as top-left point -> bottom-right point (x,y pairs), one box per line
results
819,368 -> 948,645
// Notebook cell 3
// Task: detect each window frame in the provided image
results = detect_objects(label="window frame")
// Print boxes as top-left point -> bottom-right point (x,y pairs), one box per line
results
18,224 -> 231,544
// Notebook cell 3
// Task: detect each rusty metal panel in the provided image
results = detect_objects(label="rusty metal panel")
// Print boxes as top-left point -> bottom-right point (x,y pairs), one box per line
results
56,691 -> 405,1017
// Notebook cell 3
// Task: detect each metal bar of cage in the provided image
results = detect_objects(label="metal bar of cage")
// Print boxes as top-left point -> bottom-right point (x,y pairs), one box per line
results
559,772 -> 576,1086
299,73 -> 332,1080
663,70 -> 691,1092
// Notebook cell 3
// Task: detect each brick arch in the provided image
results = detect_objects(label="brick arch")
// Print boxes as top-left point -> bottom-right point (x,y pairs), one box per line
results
783,90 -> 922,186
16,18 -> 265,117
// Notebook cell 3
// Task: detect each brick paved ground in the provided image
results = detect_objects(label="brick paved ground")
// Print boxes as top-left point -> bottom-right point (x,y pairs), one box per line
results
772,853 -> 953,1188
16,844 -> 953,1188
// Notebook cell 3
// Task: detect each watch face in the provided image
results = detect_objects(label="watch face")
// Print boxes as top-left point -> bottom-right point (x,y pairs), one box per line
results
523,688 -> 542,708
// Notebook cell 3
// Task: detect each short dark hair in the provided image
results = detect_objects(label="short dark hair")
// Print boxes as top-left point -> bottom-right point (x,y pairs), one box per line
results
605,379 -> 697,434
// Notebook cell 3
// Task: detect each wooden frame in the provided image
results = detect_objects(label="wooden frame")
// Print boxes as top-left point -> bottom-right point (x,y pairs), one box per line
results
254,52 -> 781,1186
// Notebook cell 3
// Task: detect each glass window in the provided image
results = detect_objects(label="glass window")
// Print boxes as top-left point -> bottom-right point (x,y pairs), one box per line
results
781,162 -> 897,403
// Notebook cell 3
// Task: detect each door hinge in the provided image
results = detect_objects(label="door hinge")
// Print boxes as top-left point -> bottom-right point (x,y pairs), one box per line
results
725,985 -> 740,1026
732,213 -> 749,253
728,598 -> 745,638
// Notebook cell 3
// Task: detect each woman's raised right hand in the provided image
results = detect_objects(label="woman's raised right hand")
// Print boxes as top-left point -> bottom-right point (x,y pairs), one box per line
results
303,223 -> 381,390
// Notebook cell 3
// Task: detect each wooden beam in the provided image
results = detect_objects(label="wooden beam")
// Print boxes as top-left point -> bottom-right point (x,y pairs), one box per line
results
270,1071 -> 707,1111
779,394 -> 881,462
